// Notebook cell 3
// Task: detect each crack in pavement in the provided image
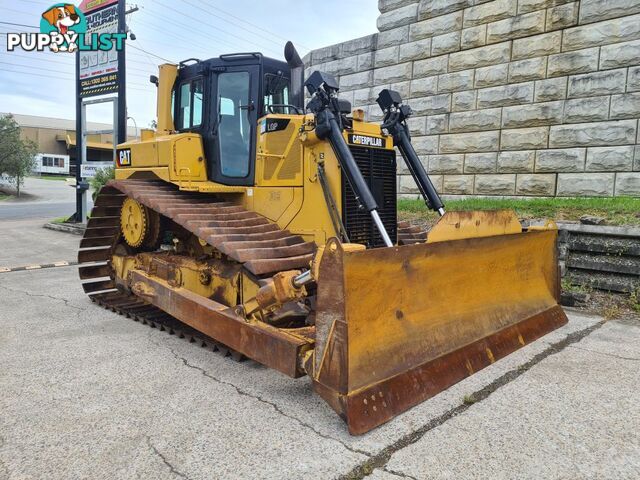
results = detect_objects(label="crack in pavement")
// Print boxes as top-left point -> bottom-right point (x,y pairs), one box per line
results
0,457 -> 8,479
569,345 -> 640,361
145,435 -> 191,480
151,337 -> 372,462
0,283 -> 87,316
381,467 -> 418,480
0,436 -> 8,479
338,320 -> 606,480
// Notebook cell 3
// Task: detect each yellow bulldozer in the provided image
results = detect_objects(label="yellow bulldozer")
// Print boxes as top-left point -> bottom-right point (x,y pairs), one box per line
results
78,43 -> 567,435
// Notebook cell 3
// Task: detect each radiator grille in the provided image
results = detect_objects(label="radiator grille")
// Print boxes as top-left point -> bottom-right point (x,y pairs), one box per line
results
342,146 -> 397,248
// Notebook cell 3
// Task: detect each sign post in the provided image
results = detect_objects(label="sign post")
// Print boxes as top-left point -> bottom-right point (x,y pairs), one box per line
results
117,0 -> 127,144
74,0 -> 126,223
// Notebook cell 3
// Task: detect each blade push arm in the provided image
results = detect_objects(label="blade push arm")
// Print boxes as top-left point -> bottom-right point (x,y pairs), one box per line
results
377,89 -> 445,216
306,72 -> 394,247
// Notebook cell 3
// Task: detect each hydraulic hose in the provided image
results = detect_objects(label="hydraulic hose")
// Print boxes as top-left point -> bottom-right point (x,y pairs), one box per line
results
394,123 -> 445,216
320,109 -> 394,247
305,72 -> 394,247
377,89 -> 445,217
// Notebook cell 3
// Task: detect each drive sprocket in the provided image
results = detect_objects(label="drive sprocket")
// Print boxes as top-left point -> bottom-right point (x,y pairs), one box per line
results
120,197 -> 160,249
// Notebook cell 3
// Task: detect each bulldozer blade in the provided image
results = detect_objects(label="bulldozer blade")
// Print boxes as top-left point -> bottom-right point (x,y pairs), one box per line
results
311,213 -> 567,435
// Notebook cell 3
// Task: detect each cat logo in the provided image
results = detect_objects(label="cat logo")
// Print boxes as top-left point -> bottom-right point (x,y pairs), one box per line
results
117,148 -> 131,167
348,134 -> 384,148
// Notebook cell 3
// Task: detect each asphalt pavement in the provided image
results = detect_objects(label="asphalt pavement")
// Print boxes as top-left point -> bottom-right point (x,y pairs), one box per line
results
0,177 -> 93,221
0,193 -> 638,479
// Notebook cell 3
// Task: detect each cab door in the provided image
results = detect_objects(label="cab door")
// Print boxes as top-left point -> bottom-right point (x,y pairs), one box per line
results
208,65 -> 260,186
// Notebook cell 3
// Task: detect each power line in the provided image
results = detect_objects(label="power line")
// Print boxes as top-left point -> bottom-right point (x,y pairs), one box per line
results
151,0 -> 281,58
0,58 -> 152,81
203,0 -> 310,50
0,63 -> 153,91
128,43 -> 174,64
0,52 -> 158,76
176,0 -> 304,51
0,5 -> 210,63
0,67 -> 74,81
134,7 -> 239,53
9,0 -> 50,6
0,13 -> 174,66
0,66 -> 153,93
0,51 -> 155,73
1,0 -> 304,54
0,21 -> 37,29
0,50 -> 160,76
4,7 -> 39,19
130,19 -> 218,55
129,43 -> 161,70
178,0 -> 292,51
0,3 -> 286,58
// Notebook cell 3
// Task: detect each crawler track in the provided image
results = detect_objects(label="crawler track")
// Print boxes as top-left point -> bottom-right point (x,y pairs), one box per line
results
78,179 -> 319,296
108,179 -> 315,275
91,289 -> 245,360
78,179 -> 427,360
77,179 -> 320,360
397,220 -> 428,244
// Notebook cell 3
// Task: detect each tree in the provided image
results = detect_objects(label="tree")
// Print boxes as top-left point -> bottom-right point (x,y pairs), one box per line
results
0,115 -> 37,197
90,165 -> 115,201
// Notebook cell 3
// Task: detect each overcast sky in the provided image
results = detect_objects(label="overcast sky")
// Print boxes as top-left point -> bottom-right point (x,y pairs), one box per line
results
0,0 -> 379,128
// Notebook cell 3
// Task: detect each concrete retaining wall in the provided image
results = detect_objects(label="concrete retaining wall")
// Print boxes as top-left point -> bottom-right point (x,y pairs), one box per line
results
304,0 -> 640,198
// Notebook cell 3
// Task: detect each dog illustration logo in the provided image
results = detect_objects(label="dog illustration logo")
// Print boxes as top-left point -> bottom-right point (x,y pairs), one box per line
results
40,4 -> 85,52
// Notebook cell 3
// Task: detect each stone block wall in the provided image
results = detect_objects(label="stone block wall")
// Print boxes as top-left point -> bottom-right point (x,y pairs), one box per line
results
304,0 -> 640,198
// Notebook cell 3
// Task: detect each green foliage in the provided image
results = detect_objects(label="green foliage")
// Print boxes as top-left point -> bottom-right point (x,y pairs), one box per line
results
463,394 -> 477,405
90,166 -> 115,200
561,278 -> 591,295
0,114 -> 38,197
398,196 -> 640,226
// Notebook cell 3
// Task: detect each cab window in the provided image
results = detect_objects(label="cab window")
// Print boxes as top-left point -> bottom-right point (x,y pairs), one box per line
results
192,80 -> 203,127
178,78 -> 204,130
217,71 -> 251,178
263,74 -> 290,114
171,90 -> 176,128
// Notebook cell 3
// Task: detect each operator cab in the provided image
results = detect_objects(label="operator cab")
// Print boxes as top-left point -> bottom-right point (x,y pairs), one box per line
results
172,52 -> 302,186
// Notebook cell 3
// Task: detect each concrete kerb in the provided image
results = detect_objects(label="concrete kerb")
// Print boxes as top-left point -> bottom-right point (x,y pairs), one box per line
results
43,222 -> 86,235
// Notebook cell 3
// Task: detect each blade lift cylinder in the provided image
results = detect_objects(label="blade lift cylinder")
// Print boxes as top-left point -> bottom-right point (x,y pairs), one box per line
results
377,89 -> 445,216
305,71 -> 394,248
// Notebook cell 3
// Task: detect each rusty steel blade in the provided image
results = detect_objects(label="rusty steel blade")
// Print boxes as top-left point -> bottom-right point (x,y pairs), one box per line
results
312,223 -> 567,434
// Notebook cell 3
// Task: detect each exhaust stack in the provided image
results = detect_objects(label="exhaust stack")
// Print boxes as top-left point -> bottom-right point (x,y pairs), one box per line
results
285,42 -> 305,111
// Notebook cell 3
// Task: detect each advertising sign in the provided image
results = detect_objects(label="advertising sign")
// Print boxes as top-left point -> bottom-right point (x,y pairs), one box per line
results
78,0 -> 122,97
81,162 -> 113,178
